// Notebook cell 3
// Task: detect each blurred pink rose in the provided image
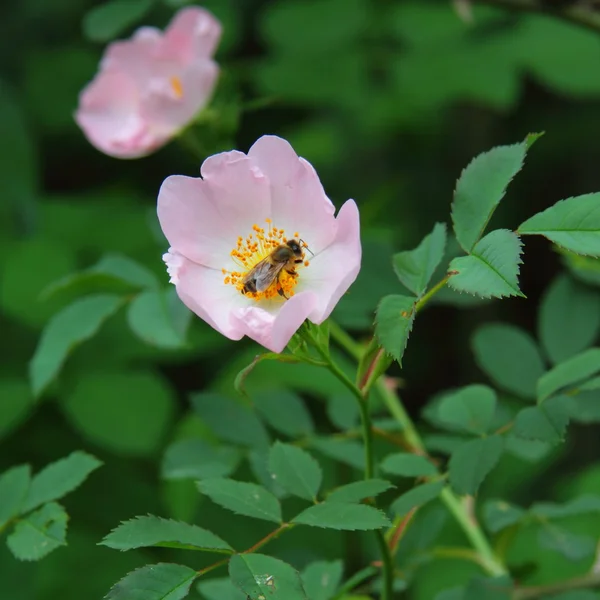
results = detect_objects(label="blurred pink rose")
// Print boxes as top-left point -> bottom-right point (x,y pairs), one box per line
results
158,135 -> 362,353
75,7 -> 221,159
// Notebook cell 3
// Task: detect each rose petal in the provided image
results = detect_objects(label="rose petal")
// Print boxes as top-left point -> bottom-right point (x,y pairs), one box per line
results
248,135 -> 337,251
75,70 -> 157,159
157,154 -> 270,269
141,59 -> 218,134
299,199 -> 361,322
166,250 -> 245,340
163,6 -> 222,62
231,291 -> 318,353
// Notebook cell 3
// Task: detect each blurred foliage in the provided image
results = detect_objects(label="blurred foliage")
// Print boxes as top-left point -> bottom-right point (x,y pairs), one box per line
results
4,0 -> 600,598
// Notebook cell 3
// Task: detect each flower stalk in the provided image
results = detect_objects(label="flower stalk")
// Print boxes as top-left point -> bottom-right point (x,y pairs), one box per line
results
329,316 -> 507,578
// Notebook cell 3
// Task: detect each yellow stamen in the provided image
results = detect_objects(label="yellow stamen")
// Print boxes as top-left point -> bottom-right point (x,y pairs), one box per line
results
222,221 -> 310,302
170,76 -> 184,99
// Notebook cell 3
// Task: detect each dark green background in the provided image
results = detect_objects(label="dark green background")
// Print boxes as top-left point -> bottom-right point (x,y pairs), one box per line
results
2,0 -> 600,598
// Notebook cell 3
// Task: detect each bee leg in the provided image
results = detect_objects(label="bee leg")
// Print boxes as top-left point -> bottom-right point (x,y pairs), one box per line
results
277,273 -> 290,299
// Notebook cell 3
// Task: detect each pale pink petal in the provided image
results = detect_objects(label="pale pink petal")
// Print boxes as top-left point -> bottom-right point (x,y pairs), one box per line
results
157,154 -> 270,269
299,200 -> 361,322
199,150 -> 272,240
231,292 -> 318,353
141,59 -> 218,134
248,135 -> 337,252
101,35 -> 161,83
165,250 -> 244,340
75,70 -> 159,159
163,6 -> 222,62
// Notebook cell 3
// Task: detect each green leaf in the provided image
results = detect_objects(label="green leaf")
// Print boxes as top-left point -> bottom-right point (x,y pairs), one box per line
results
513,395 -> 574,444
326,394 -> 360,430
253,390 -> 315,437
6,502 -> 67,561
62,371 -> 175,456
309,438 -> 364,470
437,385 -> 497,435
0,465 -> 30,528
198,479 -> 282,523
197,577 -> 247,600
268,442 -> 322,502
301,560 -> 343,600
29,294 -> 123,396
229,553 -> 307,600
292,502 -> 390,530
100,515 -> 232,553
538,348 -> 600,400
538,275 -> 600,365
327,479 -> 395,504
22,450 -> 101,513
1,240 -> 74,328
472,323 -> 545,399
518,193 -> 600,257
127,289 -> 190,349
191,393 -> 270,450
464,575 -> 513,600
531,495 -> 600,519
449,436 -> 504,495
448,230 -> 524,298
393,222 -> 447,296
42,252 -> 159,304
105,563 -> 198,600
83,0 -> 156,42
380,453 -> 437,477
538,525 -> 596,561
161,439 -> 241,480
391,481 -> 445,517
561,248 -> 600,288
482,499 -> 525,533
233,352 -> 304,399
375,294 -> 416,364
452,138 -> 534,252
504,435 -> 552,463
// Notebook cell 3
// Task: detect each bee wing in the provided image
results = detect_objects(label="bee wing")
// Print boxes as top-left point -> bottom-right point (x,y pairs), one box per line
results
243,258 -> 285,293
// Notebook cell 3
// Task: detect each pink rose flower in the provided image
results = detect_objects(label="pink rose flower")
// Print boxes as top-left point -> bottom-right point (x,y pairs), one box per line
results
157,135 -> 362,353
75,7 -> 221,159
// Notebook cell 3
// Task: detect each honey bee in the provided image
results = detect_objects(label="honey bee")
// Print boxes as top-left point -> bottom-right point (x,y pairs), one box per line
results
241,239 -> 312,298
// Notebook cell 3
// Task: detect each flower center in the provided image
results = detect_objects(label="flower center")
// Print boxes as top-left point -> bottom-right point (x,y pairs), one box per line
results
170,76 -> 184,99
223,219 -> 310,301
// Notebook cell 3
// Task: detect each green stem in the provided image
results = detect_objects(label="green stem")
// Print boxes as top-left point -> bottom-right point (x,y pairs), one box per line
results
375,530 -> 395,600
329,321 -> 507,577
309,333 -> 393,600
415,275 -> 450,312
514,571 -> 600,600
322,357 -> 374,480
328,320 -> 362,360
440,488 -> 506,576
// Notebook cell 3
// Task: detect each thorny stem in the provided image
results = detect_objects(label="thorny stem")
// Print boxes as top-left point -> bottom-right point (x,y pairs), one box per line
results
414,275 -> 450,312
197,524 -> 292,576
514,571 -> 600,599
329,315 -> 507,577
315,347 -> 375,480
308,333 -> 394,600
473,0 -> 600,35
